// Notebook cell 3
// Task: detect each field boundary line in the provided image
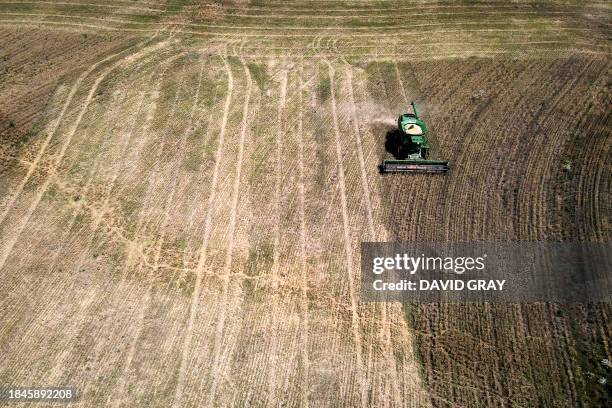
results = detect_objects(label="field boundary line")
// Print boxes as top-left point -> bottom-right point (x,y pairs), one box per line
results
111,54 -> 198,408
183,82 -> 220,235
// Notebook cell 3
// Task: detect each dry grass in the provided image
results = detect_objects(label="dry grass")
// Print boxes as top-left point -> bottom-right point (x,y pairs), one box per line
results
0,1 -> 610,407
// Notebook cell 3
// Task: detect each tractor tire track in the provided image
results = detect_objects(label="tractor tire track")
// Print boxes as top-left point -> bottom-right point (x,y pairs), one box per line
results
266,68 -> 287,406
344,65 -> 375,238
111,54 -> 201,408
206,56 -> 253,407
297,62 -> 310,408
63,53 -> 190,401
0,51 -> 176,359
1,14 -> 606,42
35,51 -> 181,389
325,60 -> 367,408
394,61 -> 409,106
172,52 -> 234,408
0,34 -> 159,227
0,1 -> 162,13
0,36 -> 167,274
345,62 -> 406,407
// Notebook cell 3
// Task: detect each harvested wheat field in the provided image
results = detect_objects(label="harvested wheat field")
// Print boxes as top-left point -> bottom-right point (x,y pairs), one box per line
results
0,1 -> 610,407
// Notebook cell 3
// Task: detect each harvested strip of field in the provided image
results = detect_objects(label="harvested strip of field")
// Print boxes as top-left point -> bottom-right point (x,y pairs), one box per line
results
380,56 -> 611,406
0,1 -> 610,407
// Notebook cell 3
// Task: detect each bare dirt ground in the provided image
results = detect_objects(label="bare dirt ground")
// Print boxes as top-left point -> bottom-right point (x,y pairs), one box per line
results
0,1 -> 610,407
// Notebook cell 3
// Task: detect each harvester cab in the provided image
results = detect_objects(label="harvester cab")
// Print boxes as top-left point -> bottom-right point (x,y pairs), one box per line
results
381,102 -> 449,173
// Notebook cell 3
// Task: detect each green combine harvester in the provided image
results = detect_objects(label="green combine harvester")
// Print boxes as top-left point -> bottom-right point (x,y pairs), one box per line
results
381,102 -> 449,173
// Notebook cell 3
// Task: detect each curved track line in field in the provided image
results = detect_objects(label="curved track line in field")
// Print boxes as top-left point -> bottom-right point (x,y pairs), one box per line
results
183,84 -> 220,236
172,53 -> 234,408
40,68 -> 171,387
233,38 -> 609,53
64,50 -> 178,233
169,57 -> 210,184
0,36 -> 166,274
178,70 -> 223,294
88,51 -> 183,261
0,33 -> 159,227
100,50 -> 178,206
185,48 -> 610,60
206,56 -> 252,407
112,54 -> 199,408
10,47 -> 179,370
172,21 -> 603,33
325,60 -> 367,408
528,61 -> 598,240
192,9 -> 594,20
0,87 -> 126,379
77,54 -> 193,399
297,62 -> 310,408
344,66 -> 375,238
2,13 -> 605,36
111,46 -> 197,380
108,189 -> 172,406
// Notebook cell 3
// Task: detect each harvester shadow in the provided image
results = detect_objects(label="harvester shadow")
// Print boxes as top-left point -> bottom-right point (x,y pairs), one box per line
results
378,127 -> 408,174
384,128 -> 408,159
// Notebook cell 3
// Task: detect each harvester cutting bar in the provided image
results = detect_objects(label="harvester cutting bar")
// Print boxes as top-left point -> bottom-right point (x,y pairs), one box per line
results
381,159 -> 449,173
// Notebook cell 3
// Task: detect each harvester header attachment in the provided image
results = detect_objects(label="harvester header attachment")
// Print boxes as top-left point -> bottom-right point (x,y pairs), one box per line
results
380,102 -> 449,173
381,159 -> 449,173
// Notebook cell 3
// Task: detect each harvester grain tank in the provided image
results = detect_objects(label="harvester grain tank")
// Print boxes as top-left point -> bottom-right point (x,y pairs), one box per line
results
381,102 -> 449,173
